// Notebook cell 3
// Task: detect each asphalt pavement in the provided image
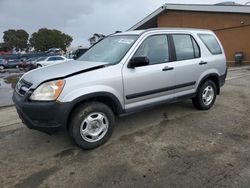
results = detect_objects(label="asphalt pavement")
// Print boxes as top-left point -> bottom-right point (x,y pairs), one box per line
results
0,66 -> 250,188
0,69 -> 24,107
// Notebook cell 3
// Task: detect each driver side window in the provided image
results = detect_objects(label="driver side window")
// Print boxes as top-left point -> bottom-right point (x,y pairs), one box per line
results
133,35 -> 169,65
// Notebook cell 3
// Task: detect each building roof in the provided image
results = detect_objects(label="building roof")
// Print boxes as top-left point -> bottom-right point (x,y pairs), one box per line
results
128,3 -> 250,31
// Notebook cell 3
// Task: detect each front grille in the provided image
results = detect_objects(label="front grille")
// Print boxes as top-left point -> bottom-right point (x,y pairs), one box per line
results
16,79 -> 32,96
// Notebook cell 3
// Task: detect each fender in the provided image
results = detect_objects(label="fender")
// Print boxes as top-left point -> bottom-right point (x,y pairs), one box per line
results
197,73 -> 220,94
62,92 -> 125,130
67,91 -> 124,115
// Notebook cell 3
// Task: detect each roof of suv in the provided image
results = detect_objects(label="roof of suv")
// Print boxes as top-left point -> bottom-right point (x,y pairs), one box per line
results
113,28 -> 212,36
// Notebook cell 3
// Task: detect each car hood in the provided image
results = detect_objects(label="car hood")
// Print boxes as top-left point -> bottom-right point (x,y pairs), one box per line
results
22,60 -> 108,88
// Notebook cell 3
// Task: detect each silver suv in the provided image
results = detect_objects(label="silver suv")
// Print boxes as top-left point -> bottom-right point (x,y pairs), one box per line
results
13,28 -> 227,149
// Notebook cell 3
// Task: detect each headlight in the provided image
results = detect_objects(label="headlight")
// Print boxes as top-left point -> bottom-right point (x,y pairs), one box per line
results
30,79 -> 65,101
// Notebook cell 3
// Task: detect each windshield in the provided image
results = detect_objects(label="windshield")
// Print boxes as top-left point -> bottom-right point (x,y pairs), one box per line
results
78,35 -> 138,64
36,57 -> 47,62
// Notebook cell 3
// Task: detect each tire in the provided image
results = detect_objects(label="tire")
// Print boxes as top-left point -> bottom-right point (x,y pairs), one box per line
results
0,65 -> 5,70
70,102 -> 115,149
37,64 -> 42,68
192,80 -> 217,110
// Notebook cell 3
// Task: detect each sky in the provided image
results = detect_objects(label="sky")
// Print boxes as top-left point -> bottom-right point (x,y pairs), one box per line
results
0,0 -> 249,47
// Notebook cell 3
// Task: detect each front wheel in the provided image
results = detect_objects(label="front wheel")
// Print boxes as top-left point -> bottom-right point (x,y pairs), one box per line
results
70,102 -> 115,149
0,65 -> 4,70
192,80 -> 217,110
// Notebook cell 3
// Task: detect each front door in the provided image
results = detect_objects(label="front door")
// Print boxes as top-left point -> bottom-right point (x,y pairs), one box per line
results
122,34 -> 176,111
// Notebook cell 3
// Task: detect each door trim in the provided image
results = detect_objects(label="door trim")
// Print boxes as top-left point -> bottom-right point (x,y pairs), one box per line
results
126,81 -> 196,100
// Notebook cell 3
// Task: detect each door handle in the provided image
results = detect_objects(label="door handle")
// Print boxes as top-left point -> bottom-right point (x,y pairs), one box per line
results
162,66 -> 174,71
199,61 -> 207,65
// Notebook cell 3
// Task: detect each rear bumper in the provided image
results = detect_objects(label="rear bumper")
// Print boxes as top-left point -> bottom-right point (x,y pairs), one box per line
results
219,68 -> 228,87
13,91 -> 71,133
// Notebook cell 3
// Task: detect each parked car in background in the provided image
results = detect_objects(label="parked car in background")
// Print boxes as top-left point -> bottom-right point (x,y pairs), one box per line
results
46,48 -> 62,54
36,56 -> 70,67
0,59 -> 21,69
71,48 -> 88,59
34,57 -> 47,63
20,57 -> 41,71
0,59 -> 8,70
0,53 -> 43,61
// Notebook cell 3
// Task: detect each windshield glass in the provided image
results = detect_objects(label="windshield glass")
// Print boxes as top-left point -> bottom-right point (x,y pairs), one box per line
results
78,35 -> 138,64
36,57 -> 46,62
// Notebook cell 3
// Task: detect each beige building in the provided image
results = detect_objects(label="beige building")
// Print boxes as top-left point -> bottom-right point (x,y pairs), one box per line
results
129,4 -> 250,66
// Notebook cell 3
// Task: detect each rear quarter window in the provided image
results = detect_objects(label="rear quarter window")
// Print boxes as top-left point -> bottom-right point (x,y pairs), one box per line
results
198,34 -> 222,55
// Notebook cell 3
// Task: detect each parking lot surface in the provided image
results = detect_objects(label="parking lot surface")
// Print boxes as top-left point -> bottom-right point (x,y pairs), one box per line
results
0,69 -> 23,107
0,67 -> 250,188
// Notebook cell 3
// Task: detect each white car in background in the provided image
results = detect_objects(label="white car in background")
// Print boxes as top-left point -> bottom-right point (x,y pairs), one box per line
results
36,56 -> 69,67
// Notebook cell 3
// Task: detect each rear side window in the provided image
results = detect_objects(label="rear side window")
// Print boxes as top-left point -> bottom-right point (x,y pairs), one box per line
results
55,57 -> 64,61
48,57 -> 56,61
172,34 -> 200,61
198,34 -> 222,55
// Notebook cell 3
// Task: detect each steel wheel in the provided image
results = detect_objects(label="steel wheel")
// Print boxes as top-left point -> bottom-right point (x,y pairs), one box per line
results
202,85 -> 215,106
80,112 -> 109,143
192,80 -> 217,110
70,102 -> 115,149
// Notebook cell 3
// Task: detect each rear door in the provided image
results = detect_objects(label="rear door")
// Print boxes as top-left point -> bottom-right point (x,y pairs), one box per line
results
122,34 -> 176,110
171,34 -> 205,97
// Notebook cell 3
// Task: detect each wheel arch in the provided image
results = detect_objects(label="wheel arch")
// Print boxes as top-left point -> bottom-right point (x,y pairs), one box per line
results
197,73 -> 220,95
65,92 -> 124,131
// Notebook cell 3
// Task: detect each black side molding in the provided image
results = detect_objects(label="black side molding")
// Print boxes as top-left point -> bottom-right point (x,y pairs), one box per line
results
126,81 -> 196,100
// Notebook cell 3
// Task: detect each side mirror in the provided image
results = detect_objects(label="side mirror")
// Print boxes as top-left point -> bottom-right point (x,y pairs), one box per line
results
128,56 -> 149,68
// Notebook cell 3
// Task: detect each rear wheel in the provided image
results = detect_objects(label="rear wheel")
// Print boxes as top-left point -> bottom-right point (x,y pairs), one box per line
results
70,102 -> 115,149
192,80 -> 217,110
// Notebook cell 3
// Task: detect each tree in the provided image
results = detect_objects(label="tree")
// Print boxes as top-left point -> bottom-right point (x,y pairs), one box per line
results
29,28 -> 73,52
3,29 -> 29,51
88,33 -> 105,45
0,43 -> 8,51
